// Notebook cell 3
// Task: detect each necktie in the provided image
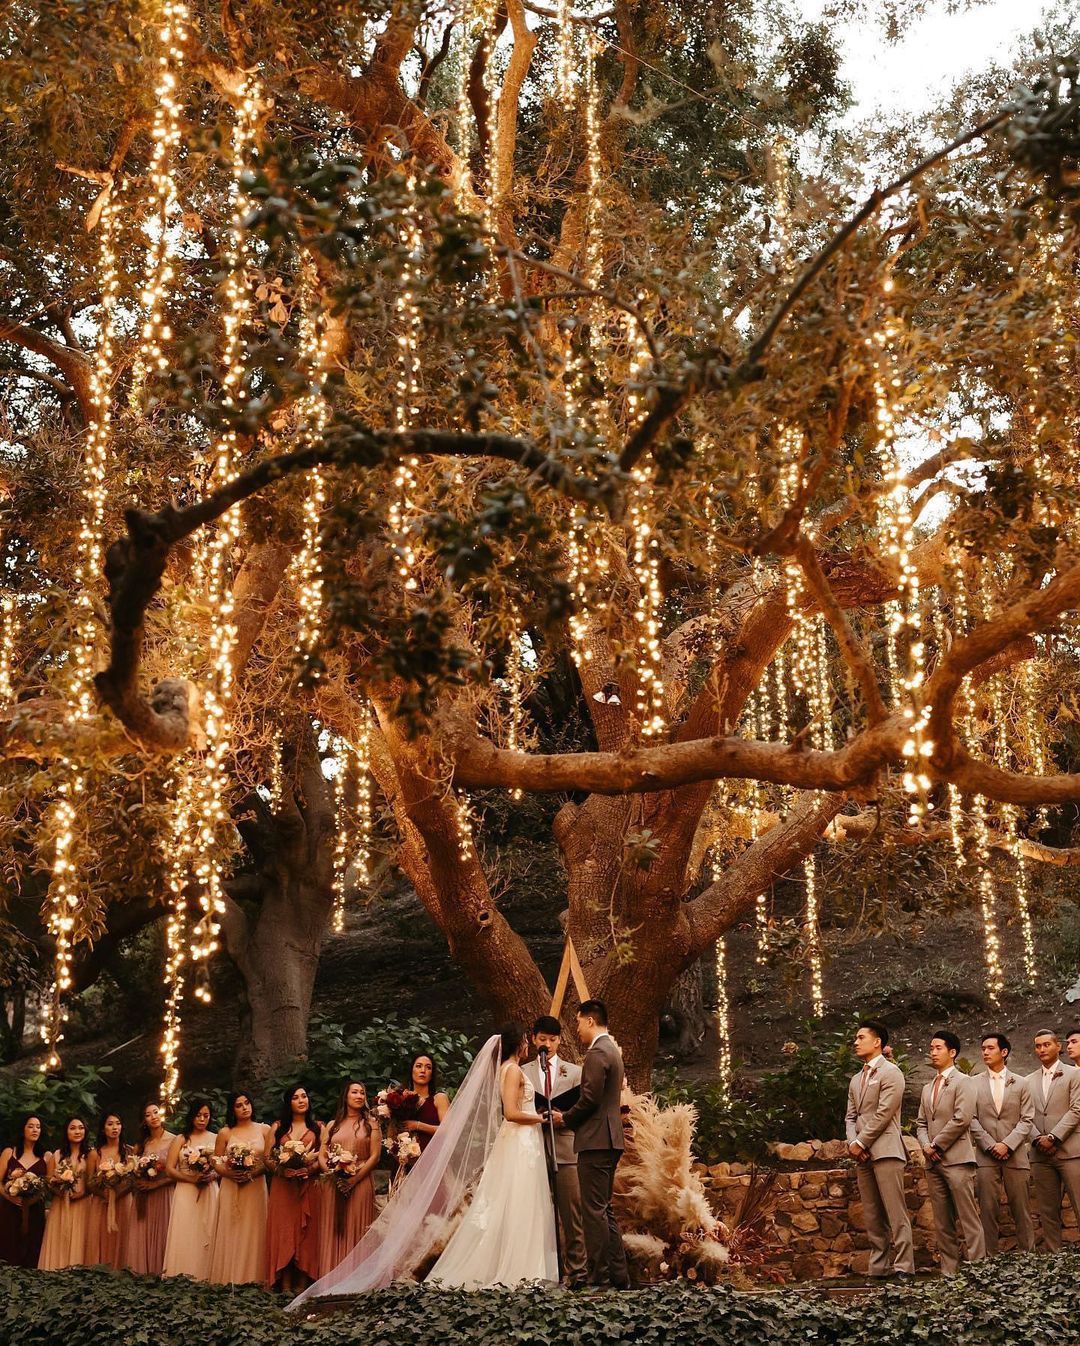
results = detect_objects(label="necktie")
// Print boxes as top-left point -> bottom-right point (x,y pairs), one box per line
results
858,1063 -> 871,1103
991,1072 -> 1004,1113
931,1073 -> 944,1111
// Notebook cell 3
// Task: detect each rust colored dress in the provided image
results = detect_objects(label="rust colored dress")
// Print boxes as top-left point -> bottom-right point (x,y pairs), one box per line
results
38,1154 -> 91,1270
315,1118 -> 377,1277
0,1156 -> 47,1267
123,1132 -> 175,1276
85,1150 -> 134,1270
266,1126 -> 321,1287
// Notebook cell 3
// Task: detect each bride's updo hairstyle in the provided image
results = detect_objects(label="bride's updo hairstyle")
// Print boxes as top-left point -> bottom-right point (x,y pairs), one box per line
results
499,1023 -> 527,1064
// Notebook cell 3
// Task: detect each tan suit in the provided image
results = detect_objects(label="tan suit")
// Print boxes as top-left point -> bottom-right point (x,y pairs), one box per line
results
1025,1060 -> 1080,1251
523,1055 -> 586,1283
845,1056 -> 913,1275
969,1068 -> 1035,1253
916,1069 -> 986,1272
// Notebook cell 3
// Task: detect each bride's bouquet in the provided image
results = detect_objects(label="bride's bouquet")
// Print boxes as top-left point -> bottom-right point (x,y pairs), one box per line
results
386,1132 -> 421,1196
223,1141 -> 258,1179
48,1160 -> 78,1198
271,1136 -> 316,1173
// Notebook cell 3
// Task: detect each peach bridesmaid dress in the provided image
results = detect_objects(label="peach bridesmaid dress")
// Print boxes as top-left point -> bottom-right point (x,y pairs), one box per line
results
123,1131 -> 175,1276
209,1124 -> 269,1285
266,1125 -> 321,1287
85,1156 -> 134,1270
315,1117 -> 377,1277
162,1133 -> 218,1279
38,1152 -> 91,1270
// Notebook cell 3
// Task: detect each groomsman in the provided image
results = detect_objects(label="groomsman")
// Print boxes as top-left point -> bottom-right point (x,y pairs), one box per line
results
969,1033 -> 1035,1254
524,1015 -> 588,1287
1025,1029 -> 1080,1251
916,1030 -> 985,1272
1066,1028 -> 1080,1068
845,1020 -> 915,1278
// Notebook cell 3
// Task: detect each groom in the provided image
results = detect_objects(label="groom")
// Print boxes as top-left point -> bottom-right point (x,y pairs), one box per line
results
553,999 -> 631,1290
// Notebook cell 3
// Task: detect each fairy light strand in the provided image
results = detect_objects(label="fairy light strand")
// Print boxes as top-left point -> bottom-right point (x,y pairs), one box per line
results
0,594 -> 16,706
40,767 -> 82,1073
626,312 -> 665,737
387,184 -> 424,591
160,769 -> 193,1108
129,0 -> 190,402
803,853 -> 824,1018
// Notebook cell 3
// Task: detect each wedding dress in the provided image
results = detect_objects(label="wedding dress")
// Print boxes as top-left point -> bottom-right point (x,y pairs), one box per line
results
426,1061 -> 558,1288
291,1037 -> 557,1306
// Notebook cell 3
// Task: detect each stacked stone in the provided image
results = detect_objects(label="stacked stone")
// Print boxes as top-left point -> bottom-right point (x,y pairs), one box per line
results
694,1138 -> 1080,1282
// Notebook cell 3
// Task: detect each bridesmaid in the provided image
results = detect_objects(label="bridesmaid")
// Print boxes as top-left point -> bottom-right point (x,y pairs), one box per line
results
0,1114 -> 48,1266
265,1084 -> 321,1293
38,1116 -> 93,1270
403,1053 -> 449,1153
85,1113 -> 133,1269
315,1081 -> 381,1276
209,1090 -> 269,1285
125,1099 -> 176,1276
162,1097 -> 218,1279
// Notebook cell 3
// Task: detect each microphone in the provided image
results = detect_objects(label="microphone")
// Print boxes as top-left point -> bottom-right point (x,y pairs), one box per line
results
538,1046 -> 549,1069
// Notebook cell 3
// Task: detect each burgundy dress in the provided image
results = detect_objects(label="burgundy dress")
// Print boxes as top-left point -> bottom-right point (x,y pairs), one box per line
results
415,1097 -> 441,1153
0,1157 -> 47,1266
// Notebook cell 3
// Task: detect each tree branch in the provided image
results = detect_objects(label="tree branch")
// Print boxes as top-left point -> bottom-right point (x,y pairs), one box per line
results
0,317 -> 93,422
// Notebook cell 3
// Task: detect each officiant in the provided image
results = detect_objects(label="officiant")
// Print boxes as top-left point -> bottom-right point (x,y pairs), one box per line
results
524,1015 -> 588,1287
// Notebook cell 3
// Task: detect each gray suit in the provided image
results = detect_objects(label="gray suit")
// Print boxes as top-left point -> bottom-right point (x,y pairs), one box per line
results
1025,1060 -> 1080,1251
844,1056 -> 914,1275
916,1069 -> 986,1272
524,1054 -> 587,1283
561,1033 -> 629,1288
969,1068 -> 1035,1253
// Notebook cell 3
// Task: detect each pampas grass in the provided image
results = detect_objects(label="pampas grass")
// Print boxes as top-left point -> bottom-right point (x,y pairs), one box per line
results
614,1092 -> 720,1240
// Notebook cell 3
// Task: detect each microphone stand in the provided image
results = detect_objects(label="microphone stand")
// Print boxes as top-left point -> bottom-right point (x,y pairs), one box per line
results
538,1048 -> 564,1283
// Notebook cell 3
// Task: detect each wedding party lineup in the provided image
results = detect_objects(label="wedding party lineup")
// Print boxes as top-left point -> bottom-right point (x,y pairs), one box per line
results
2,0 -> 1080,1340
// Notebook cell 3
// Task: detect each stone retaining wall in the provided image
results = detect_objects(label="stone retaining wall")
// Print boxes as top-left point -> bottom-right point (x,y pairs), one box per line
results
695,1139 -> 1079,1281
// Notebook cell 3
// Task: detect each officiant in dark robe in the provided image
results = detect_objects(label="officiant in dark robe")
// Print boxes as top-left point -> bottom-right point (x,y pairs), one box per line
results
524,1015 -> 588,1287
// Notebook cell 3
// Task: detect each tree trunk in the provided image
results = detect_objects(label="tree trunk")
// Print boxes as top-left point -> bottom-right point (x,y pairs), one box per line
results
220,722 -> 335,1087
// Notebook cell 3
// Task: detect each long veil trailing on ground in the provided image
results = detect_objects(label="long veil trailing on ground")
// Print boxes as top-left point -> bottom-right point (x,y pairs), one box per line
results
289,1034 -> 503,1307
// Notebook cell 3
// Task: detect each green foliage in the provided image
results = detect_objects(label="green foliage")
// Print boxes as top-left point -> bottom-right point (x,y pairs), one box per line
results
260,1016 -> 476,1123
0,1065 -> 113,1145
2,1254 -> 1080,1346
654,1020 -> 901,1162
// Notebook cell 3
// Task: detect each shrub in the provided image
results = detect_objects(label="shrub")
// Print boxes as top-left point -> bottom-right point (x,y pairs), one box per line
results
260,1015 -> 476,1122
0,1254 -> 1077,1346
0,1064 -> 114,1146
654,1019 -> 907,1163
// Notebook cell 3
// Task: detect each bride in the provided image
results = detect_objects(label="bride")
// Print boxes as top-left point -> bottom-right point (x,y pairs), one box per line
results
291,1023 -> 557,1304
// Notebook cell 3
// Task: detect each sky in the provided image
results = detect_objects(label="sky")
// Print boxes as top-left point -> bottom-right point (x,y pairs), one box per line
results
797,0 -> 1057,122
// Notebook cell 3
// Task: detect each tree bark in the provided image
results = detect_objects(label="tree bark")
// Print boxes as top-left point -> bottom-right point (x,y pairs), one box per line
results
220,724 -> 335,1086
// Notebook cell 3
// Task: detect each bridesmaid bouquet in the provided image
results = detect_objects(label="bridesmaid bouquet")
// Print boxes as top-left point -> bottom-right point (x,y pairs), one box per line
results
375,1087 -> 419,1125
6,1171 -> 45,1236
272,1137 -> 315,1172
95,1156 -> 133,1234
48,1161 -> 77,1197
6,1171 -> 45,1204
386,1133 -> 421,1195
223,1142 -> 258,1179
132,1154 -> 164,1184
325,1143 -> 359,1194
180,1146 -> 215,1199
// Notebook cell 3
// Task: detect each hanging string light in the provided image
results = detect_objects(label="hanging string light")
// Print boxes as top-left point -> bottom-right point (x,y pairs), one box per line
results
129,0 -> 190,402
0,594 -> 16,706
268,727 -> 284,811
708,847 -> 732,1093
71,193 -> 121,716
42,191 -> 124,1068
803,853 -> 824,1018
387,183 -> 424,592
332,739 -> 353,935
871,301 -> 932,824
453,791 -> 475,860
40,766 -> 81,1072
971,794 -> 1004,1004
331,716 -> 375,934
293,279 -> 334,669
1001,802 -> 1038,985
582,32 -> 603,290
160,770 -> 193,1108
555,0 -> 575,101
625,312 -> 665,737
